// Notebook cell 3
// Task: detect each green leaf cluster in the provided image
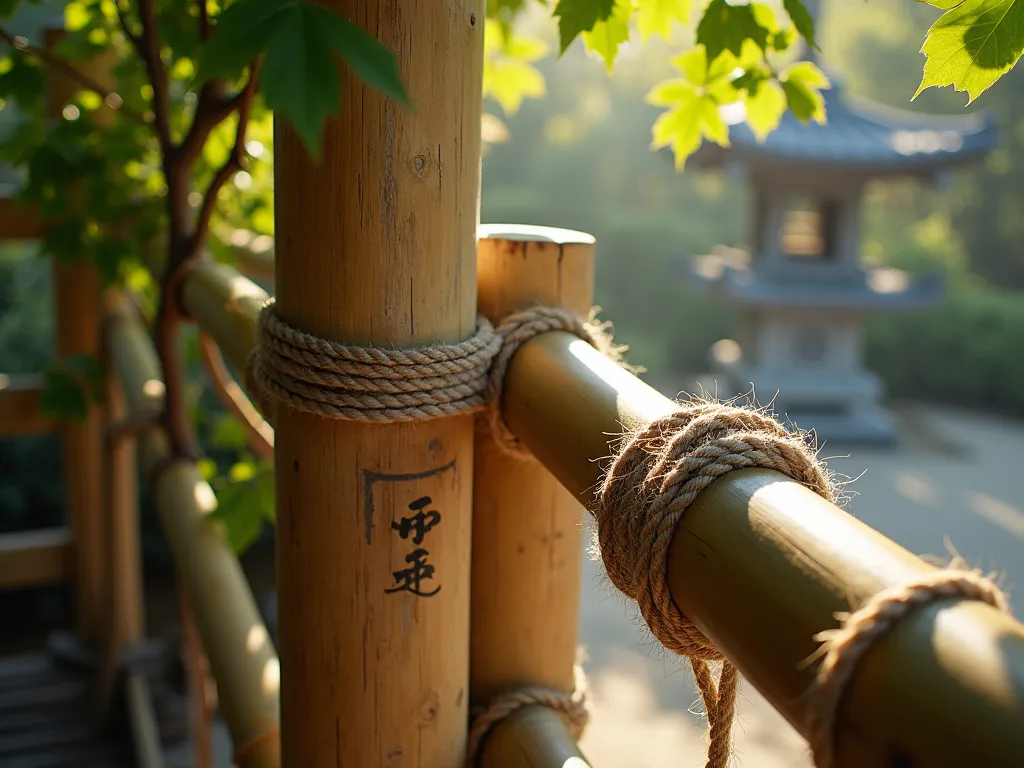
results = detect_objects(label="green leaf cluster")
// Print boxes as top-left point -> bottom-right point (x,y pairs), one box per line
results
41,353 -> 105,422
198,0 -> 408,159
490,0 -> 828,167
915,0 -> 1024,103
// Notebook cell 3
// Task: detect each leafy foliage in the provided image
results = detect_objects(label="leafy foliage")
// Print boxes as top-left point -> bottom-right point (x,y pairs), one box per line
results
41,353 -> 105,422
915,0 -> 1024,103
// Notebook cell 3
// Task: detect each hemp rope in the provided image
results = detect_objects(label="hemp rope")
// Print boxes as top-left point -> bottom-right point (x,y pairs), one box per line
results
806,567 -> 1009,768
592,400 -> 837,768
248,301 -> 612,436
465,685 -> 589,766
485,306 -> 621,456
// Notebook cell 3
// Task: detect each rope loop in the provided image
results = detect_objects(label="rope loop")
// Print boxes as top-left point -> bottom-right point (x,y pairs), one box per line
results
248,299 -> 502,423
591,399 -> 836,768
465,685 -> 589,767
806,566 -> 1009,768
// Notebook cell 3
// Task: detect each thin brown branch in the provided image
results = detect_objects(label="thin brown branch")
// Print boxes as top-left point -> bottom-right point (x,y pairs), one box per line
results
136,0 -> 173,151
0,25 -> 147,125
177,86 -> 239,168
191,63 -> 260,252
198,331 -> 273,461
115,2 -> 141,52
199,0 -> 212,41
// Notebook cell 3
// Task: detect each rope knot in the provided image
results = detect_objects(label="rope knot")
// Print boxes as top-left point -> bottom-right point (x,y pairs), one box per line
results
592,399 -> 836,767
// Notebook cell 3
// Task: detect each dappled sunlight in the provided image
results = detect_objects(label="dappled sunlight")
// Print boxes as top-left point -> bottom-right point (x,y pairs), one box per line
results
262,658 -> 281,696
142,378 -> 165,400
567,339 -> 673,428
893,471 -> 939,507
933,605 -> 1019,709
247,624 -> 269,655
193,481 -> 218,516
966,491 -> 1024,539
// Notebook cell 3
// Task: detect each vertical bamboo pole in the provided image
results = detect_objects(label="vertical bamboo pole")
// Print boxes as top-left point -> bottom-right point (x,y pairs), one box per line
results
45,25 -> 112,647
273,2 -> 483,766
471,225 -> 595,706
96,293 -> 144,719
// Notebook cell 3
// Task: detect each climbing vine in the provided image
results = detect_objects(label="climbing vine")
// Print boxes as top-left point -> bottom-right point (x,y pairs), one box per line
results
0,0 -> 1018,551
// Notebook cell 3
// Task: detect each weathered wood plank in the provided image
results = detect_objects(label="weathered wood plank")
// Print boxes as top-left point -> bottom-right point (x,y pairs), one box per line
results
0,528 -> 72,591
0,374 -> 55,439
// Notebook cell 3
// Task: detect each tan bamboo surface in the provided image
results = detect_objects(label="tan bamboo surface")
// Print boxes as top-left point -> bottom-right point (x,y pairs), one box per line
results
470,225 -> 594,764
96,320 -> 145,721
0,526 -> 72,590
271,2 -> 484,764
502,331 -> 1024,767
0,374 -> 55,437
45,24 -> 116,646
104,294 -> 280,768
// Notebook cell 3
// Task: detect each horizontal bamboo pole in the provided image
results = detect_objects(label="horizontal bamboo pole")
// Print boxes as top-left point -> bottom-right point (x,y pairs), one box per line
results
0,527 -> 71,590
0,373 -> 55,438
503,332 -> 1024,767
104,295 -> 280,768
126,672 -> 167,768
478,706 -> 590,768
181,260 -> 269,379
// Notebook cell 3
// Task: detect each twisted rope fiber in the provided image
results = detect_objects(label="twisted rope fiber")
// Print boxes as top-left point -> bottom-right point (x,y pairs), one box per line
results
807,567 -> 1010,768
248,299 -> 503,422
249,302 -> 612,429
485,306 -> 625,455
593,400 -> 837,768
465,685 -> 589,767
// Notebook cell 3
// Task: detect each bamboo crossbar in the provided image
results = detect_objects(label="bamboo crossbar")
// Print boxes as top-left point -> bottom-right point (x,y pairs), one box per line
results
180,258 -> 1024,765
104,295 -> 280,768
0,526 -> 71,590
0,374 -> 55,438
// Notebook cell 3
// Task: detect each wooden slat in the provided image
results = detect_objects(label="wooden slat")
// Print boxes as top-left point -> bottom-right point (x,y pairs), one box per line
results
0,527 -> 72,591
0,198 -> 45,240
0,677 -> 87,713
0,374 -> 56,439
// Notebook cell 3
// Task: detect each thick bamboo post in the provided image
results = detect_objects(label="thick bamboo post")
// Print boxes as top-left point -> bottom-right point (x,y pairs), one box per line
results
53,257 -> 104,642
45,25 -> 112,646
105,296 -> 280,768
471,226 -> 593,701
272,2 -> 483,764
502,333 -> 1024,766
